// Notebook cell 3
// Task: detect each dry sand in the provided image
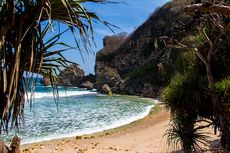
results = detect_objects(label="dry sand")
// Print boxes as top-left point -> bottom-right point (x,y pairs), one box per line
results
21,104 -> 221,153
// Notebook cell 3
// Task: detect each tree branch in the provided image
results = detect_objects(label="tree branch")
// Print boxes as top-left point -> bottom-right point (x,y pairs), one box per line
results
195,47 -> 208,66
202,28 -> 212,48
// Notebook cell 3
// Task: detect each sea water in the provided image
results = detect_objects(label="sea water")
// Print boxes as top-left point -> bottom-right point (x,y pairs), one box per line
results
2,82 -> 155,145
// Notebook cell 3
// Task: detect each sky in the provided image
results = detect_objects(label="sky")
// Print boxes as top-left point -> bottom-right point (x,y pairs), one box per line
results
54,0 -> 170,75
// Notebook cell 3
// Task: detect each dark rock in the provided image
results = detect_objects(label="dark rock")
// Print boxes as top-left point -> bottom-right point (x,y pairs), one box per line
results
41,65 -> 96,88
140,84 -> 159,98
40,77 -> 51,86
81,81 -> 94,90
125,78 -> 143,95
80,74 -> 96,84
58,64 -> 84,87
95,65 -> 125,94
101,84 -> 112,95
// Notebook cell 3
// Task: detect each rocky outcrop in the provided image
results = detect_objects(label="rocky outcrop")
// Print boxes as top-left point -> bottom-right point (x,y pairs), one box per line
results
99,33 -> 128,56
40,77 -> 51,86
95,0 -> 191,97
80,73 -> 96,85
58,64 -> 85,86
124,78 -> 143,95
101,84 -> 112,95
40,65 -> 97,89
95,65 -> 125,93
81,81 -> 94,90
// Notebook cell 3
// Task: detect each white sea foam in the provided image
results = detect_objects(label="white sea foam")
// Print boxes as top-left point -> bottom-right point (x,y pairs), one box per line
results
27,90 -> 97,99
21,105 -> 154,145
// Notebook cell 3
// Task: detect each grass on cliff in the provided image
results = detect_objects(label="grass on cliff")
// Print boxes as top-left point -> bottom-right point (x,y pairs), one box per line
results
124,64 -> 162,85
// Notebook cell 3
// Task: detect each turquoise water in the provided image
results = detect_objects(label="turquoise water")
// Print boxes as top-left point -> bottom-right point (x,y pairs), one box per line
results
2,84 -> 155,144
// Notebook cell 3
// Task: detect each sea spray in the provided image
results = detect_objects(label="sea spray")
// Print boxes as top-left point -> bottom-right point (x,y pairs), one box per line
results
2,84 -> 155,145
21,104 -> 154,145
27,90 -> 97,99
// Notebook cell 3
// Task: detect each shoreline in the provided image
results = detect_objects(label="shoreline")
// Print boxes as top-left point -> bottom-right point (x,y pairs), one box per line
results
20,102 -> 155,145
21,103 -> 172,152
19,94 -> 157,145
21,103 -> 220,153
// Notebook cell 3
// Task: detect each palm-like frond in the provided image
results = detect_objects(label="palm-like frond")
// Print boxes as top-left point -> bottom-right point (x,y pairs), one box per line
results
162,73 -> 208,116
165,116 -> 210,153
0,0 -> 111,133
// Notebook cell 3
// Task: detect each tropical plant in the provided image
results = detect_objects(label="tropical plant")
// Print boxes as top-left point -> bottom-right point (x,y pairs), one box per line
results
162,71 -> 213,152
162,0 -> 230,151
0,0 -> 112,133
162,69 -> 213,116
192,14 -> 230,151
166,115 -> 209,153
215,77 -> 230,101
215,77 -> 230,149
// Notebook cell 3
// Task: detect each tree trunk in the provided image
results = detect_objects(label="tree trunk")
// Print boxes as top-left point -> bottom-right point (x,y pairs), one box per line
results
0,36 -> 8,127
220,103 -> 230,150
0,140 -> 9,153
206,53 -> 230,151
0,37 -> 7,94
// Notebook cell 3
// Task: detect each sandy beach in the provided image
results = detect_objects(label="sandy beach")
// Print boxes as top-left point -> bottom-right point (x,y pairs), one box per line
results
21,104 -> 220,153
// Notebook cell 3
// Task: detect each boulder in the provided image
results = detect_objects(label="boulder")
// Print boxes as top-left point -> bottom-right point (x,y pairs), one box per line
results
40,77 -> 51,86
58,64 -> 84,86
95,65 -> 125,94
80,74 -> 96,84
101,84 -> 112,95
81,81 -> 94,90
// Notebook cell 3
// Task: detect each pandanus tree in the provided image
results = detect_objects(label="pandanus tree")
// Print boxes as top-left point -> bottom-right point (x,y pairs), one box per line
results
0,0 -> 112,134
185,1 -> 230,150
163,1 -> 230,151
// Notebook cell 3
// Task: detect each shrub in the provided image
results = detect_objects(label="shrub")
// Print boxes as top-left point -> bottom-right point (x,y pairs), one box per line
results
166,115 -> 209,153
162,73 -> 207,116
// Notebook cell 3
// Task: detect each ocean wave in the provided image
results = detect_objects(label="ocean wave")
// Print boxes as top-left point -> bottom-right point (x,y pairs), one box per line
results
21,105 -> 154,145
26,90 -> 97,99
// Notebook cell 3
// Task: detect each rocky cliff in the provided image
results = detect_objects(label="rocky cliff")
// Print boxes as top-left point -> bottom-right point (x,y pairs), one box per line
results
95,0 -> 191,97
58,64 -> 85,86
41,64 -> 96,89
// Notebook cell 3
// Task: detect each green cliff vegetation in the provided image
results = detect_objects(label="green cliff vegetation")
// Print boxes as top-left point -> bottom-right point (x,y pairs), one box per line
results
124,64 -> 163,86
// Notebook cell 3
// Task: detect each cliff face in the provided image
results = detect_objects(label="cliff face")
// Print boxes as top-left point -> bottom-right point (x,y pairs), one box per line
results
95,0 -> 191,97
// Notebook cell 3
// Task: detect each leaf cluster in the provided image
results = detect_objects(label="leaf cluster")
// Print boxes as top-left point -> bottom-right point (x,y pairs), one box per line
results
0,0 -> 110,133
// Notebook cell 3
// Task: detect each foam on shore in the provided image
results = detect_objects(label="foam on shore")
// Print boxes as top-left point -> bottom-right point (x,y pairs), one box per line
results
21,105 -> 154,145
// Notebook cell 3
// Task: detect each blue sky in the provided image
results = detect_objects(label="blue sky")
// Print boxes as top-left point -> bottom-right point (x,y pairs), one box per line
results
56,0 -> 170,75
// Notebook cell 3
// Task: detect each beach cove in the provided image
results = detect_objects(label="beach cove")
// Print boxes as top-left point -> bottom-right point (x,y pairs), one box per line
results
21,103 -> 220,153
21,103 -> 172,153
